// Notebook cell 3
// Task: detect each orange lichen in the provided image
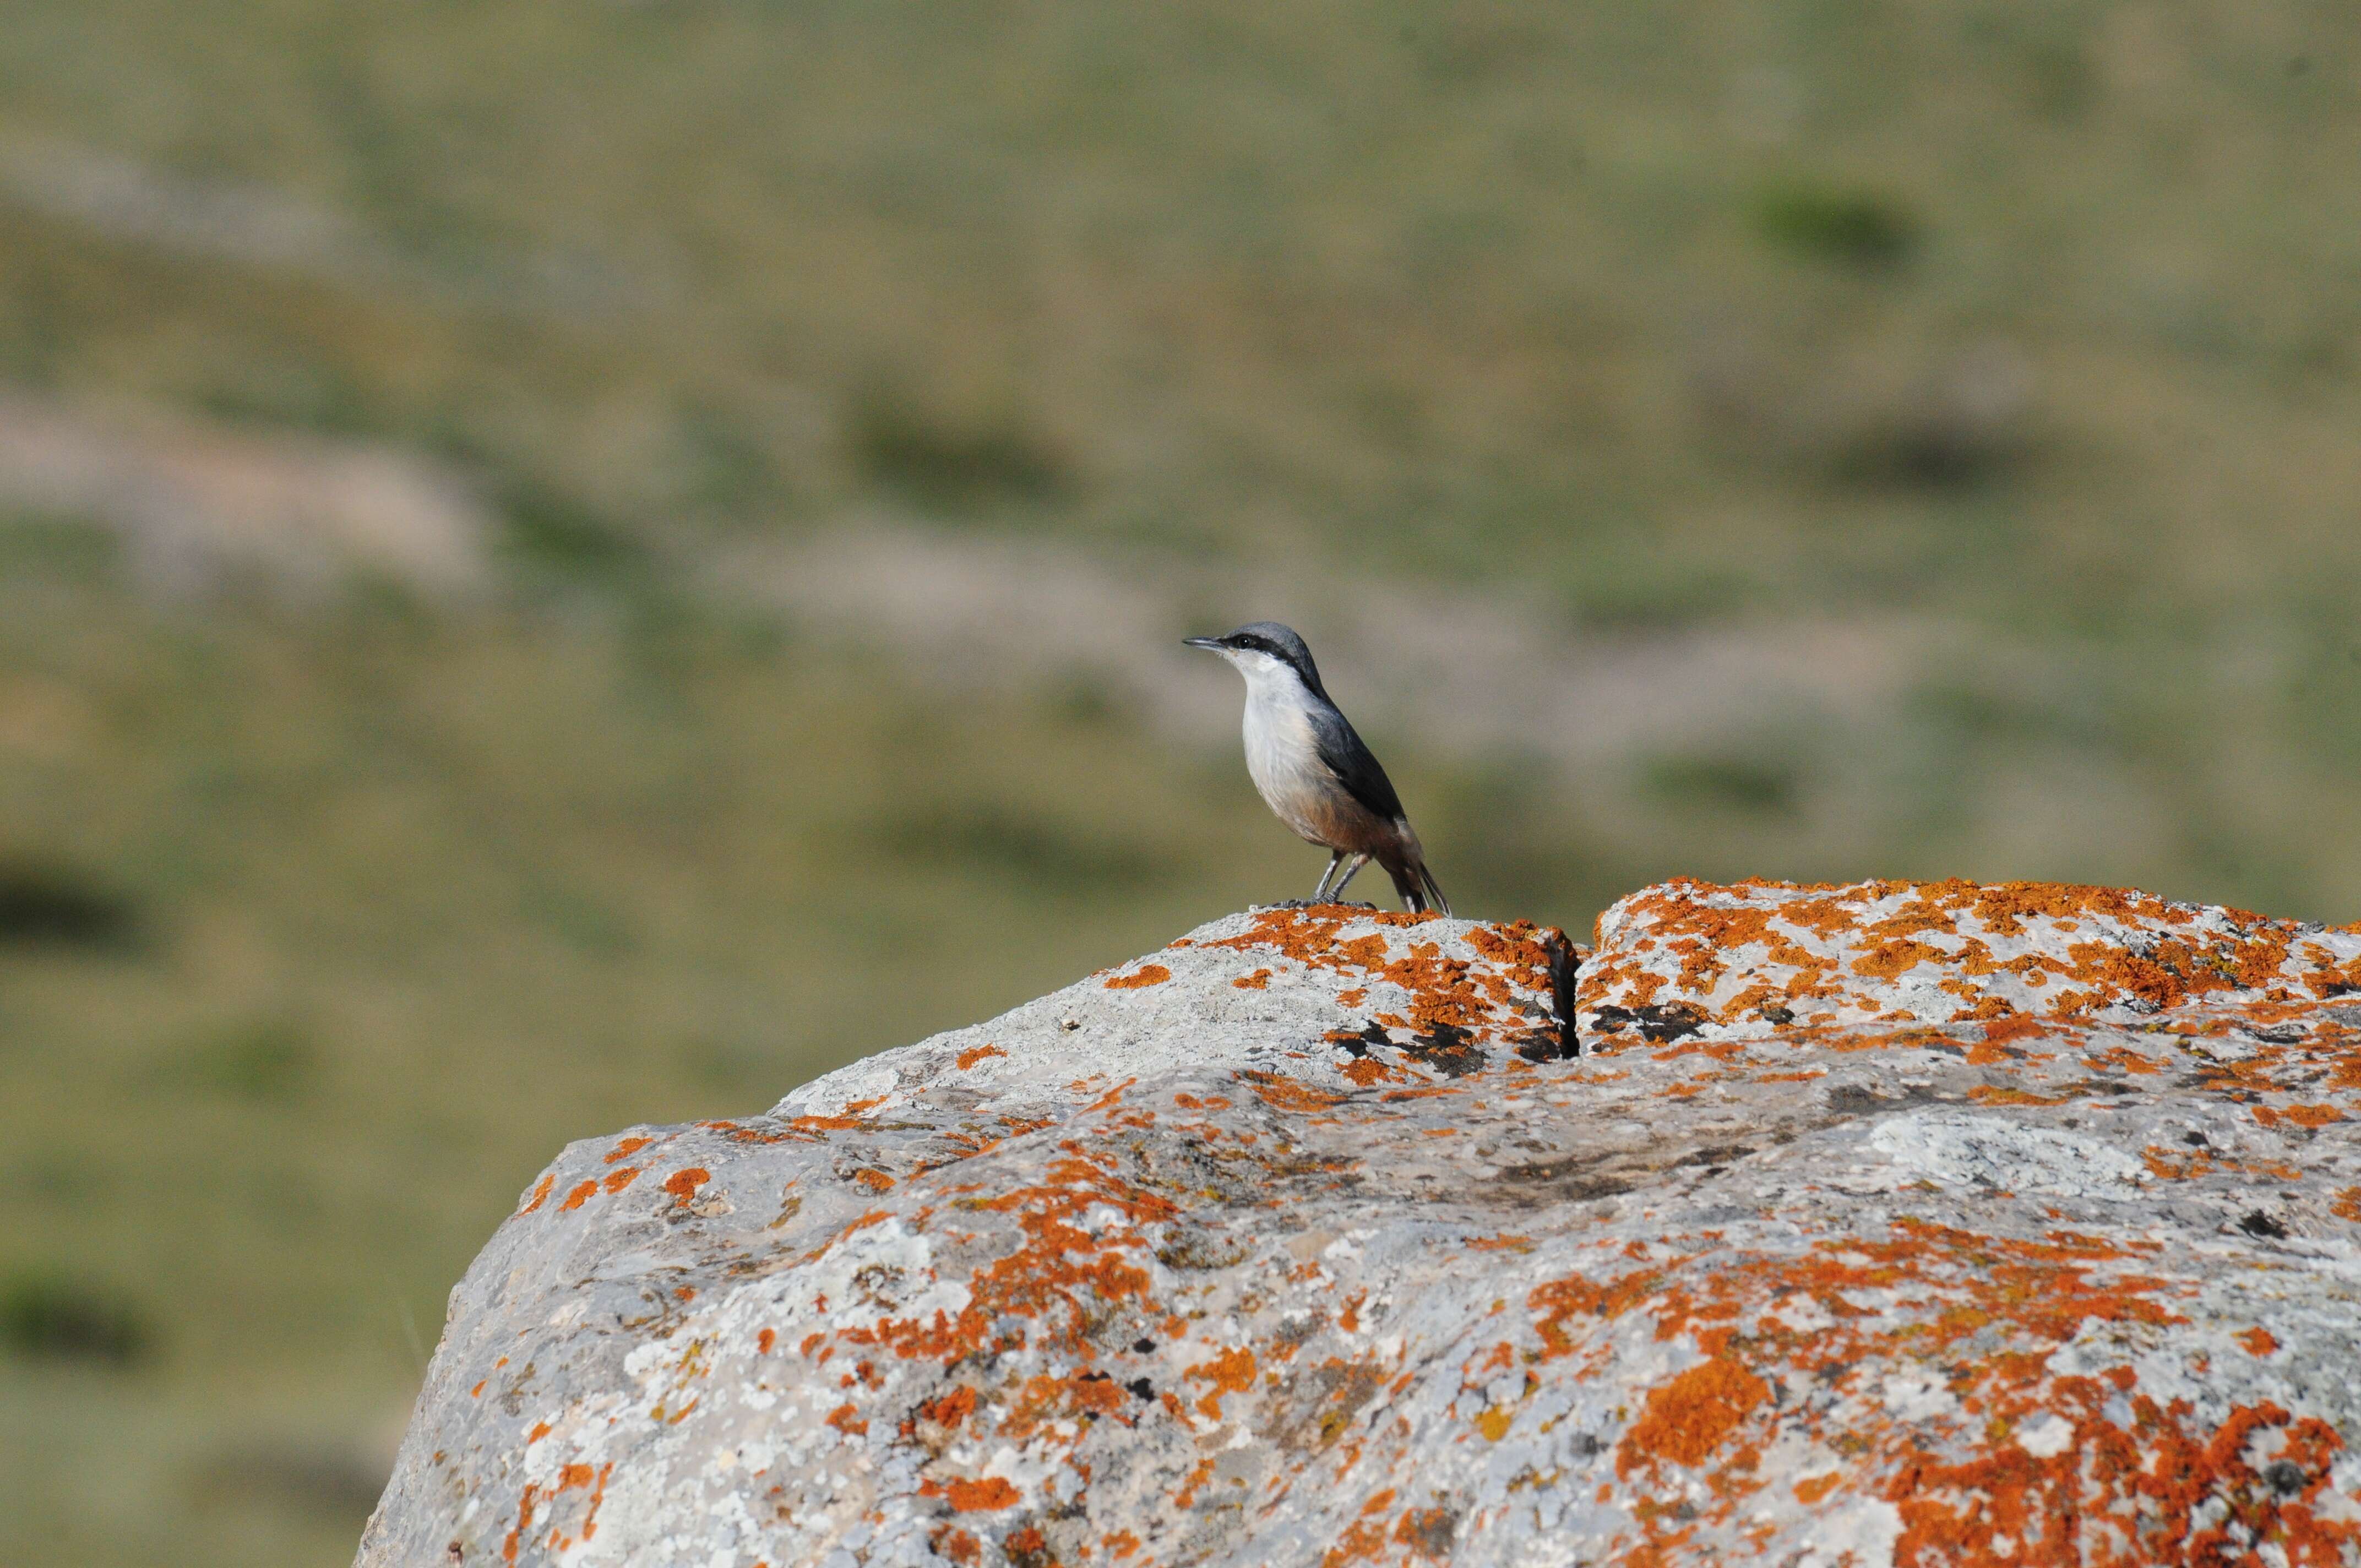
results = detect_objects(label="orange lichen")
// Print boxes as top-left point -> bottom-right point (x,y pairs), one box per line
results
603,1136 -> 652,1164
936,1476 -> 1019,1512
1793,1473 -> 1842,1506
1241,1070 -> 1345,1113
502,1483 -> 538,1566
1319,1489 -> 1402,1568
1889,1398 -> 2354,1566
1103,963 -> 1171,989
1466,1234 -> 1533,1253
954,1044 -> 1007,1070
1851,939 -> 1946,982
1206,908 -> 1548,1050
485,884 -> 2361,1567
601,1167 -> 640,1195
558,1180 -> 599,1212
763,1103 -> 897,1145
1494,1207 -> 2361,1568
1394,1506 -> 1457,1559
1583,878 -> 2361,1057
920,1385 -> 978,1429
1618,1357 -> 1771,1472
562,1462 -> 611,1548
663,1168 -> 711,1207
518,1174 -> 554,1215
1172,1457 -> 1218,1510
1968,1086 -> 2075,1107
1185,1346 -> 1257,1419
823,1150 -> 1176,1374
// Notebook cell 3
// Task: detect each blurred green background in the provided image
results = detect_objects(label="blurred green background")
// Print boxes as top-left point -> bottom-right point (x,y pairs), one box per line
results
3,3 -> 2359,1563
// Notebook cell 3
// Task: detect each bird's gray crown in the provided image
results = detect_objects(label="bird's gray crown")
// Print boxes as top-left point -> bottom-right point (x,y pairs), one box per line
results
1186,621 -> 1325,695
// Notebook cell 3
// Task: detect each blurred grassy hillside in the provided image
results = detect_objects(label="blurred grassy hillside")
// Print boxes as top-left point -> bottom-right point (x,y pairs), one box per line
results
3,3 -> 2361,1565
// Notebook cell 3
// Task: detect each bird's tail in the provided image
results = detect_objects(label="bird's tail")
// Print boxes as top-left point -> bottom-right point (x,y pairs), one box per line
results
1383,848 -> 1452,917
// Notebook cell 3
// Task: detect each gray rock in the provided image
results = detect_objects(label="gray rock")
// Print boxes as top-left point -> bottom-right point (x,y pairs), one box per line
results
360,889 -> 2361,1567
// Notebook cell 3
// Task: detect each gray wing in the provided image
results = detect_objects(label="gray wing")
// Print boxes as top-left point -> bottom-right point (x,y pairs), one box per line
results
1308,705 -> 1408,824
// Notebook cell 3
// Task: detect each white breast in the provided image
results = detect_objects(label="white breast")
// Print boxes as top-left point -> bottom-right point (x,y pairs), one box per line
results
1237,663 -> 1336,843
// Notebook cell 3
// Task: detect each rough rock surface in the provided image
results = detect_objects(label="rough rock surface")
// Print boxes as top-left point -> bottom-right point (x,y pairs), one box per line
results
361,881 -> 2361,1567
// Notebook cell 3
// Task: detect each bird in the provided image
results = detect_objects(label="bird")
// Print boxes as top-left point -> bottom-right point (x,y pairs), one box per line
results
1184,622 -> 1450,914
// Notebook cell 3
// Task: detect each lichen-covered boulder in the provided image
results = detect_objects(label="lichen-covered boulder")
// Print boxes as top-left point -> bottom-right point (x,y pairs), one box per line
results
360,885 -> 2361,1568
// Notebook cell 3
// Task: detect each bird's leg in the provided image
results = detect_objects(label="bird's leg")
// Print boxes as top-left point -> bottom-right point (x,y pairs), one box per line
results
1329,853 -> 1371,901
1310,850 -> 1345,902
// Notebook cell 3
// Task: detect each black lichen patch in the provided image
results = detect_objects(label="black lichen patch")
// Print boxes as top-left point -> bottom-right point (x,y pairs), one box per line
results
1326,1020 -> 1392,1060
1400,1022 -> 1486,1077
2239,1210 -> 2289,1240
1515,1030 -> 1571,1064
1588,1001 -> 1708,1044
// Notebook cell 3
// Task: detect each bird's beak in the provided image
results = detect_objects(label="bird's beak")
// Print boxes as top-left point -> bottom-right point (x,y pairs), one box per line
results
1182,636 -> 1226,652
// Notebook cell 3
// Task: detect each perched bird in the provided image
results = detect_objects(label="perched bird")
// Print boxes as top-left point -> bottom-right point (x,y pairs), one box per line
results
1184,622 -> 1450,914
